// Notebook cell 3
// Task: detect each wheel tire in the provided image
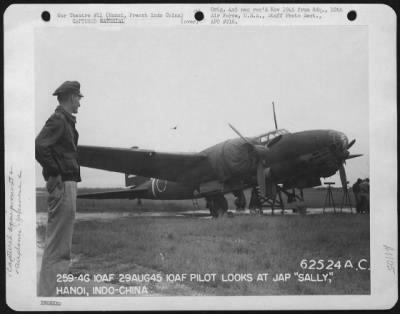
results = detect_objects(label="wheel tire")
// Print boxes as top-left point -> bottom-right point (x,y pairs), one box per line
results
216,208 -> 225,217
214,195 -> 228,218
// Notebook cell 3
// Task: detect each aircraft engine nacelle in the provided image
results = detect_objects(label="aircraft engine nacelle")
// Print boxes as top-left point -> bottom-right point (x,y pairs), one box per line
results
205,139 -> 257,180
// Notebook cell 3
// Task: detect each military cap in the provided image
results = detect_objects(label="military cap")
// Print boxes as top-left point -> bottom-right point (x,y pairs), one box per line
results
52,81 -> 84,97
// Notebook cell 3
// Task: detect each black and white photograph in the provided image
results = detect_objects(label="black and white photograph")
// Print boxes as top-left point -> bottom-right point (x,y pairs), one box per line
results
4,4 -> 397,311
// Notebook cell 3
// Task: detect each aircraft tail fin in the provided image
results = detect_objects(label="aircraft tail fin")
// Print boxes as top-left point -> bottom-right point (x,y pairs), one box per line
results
125,174 -> 149,187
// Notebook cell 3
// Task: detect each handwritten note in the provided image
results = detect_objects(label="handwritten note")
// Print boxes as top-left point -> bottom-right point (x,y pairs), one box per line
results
6,167 -> 23,276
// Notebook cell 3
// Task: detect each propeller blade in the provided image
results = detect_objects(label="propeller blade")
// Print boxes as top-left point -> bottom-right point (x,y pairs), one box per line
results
347,139 -> 356,149
257,162 -> 266,197
228,123 -> 270,159
346,154 -> 363,160
264,168 -> 277,199
339,164 -> 347,190
228,123 -> 253,145
272,101 -> 278,130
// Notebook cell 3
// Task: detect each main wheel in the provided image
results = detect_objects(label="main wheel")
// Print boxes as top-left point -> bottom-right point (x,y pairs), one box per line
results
234,191 -> 246,210
207,195 -> 228,218
215,195 -> 228,217
207,199 -> 218,218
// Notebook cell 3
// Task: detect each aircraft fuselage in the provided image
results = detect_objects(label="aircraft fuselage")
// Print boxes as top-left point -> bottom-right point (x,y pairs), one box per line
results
130,129 -> 350,200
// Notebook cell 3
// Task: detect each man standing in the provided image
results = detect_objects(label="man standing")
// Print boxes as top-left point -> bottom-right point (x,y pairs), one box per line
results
35,81 -> 83,296
352,178 -> 362,213
359,178 -> 370,214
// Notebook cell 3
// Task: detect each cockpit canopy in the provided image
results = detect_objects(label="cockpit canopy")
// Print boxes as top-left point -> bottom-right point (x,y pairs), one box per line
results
257,129 -> 290,145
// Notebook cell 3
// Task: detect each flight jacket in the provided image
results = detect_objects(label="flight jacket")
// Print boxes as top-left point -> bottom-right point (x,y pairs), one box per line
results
35,106 -> 81,182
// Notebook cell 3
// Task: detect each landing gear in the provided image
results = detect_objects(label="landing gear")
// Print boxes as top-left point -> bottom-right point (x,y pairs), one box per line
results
286,188 -> 306,215
233,190 -> 246,211
249,186 -> 284,214
249,185 -> 307,215
249,187 -> 263,214
206,195 -> 228,218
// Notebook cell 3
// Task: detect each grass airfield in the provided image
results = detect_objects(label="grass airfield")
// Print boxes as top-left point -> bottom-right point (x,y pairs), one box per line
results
36,188 -> 370,296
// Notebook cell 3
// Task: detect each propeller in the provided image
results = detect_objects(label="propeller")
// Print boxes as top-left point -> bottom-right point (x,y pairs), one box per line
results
228,123 -> 253,146
339,164 -> 347,191
228,123 -> 269,157
228,123 -> 270,197
338,139 -> 362,190
347,139 -> 356,149
257,163 -> 266,198
346,154 -> 362,160
229,102 -> 280,197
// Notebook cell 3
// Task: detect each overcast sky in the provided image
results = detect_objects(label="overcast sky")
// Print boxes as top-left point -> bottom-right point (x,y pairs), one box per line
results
35,25 -> 369,187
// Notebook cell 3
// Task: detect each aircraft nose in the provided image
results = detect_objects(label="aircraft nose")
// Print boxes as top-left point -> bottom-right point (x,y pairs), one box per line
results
328,130 -> 349,156
337,132 -> 348,151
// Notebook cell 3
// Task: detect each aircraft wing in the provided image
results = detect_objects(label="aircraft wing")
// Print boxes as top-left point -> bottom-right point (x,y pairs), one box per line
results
78,145 -> 213,183
78,187 -> 147,199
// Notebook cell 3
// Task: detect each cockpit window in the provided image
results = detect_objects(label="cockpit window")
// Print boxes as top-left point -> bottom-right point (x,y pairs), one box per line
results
258,129 -> 289,144
260,135 -> 269,143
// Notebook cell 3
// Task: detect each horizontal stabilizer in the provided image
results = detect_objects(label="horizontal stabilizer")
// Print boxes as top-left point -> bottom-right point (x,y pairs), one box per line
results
78,187 -> 147,200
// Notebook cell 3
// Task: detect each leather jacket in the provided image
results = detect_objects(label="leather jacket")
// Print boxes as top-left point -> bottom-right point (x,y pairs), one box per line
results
35,106 -> 81,182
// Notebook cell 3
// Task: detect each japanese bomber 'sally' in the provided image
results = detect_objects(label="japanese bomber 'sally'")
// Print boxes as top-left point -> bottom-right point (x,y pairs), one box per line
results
77,103 -> 361,217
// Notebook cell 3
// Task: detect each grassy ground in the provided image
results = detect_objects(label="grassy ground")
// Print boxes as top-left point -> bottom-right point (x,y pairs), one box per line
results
37,213 -> 370,296
36,187 -> 368,296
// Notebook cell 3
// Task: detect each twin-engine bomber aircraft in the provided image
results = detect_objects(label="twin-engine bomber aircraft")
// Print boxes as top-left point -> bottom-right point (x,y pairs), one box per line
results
77,105 -> 361,217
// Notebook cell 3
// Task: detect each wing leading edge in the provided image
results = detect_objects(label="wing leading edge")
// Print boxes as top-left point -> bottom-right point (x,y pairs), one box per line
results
77,145 -> 213,183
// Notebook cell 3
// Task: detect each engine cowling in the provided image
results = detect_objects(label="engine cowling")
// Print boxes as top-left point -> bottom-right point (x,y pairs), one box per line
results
204,138 -> 258,180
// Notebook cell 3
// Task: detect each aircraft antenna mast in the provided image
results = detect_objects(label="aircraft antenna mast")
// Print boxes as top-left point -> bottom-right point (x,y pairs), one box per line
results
272,101 -> 278,130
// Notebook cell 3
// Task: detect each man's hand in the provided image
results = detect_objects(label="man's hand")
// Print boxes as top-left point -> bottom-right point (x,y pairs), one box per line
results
46,175 -> 62,193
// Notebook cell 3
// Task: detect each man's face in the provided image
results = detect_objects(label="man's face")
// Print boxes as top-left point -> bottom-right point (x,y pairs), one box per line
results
70,94 -> 82,114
